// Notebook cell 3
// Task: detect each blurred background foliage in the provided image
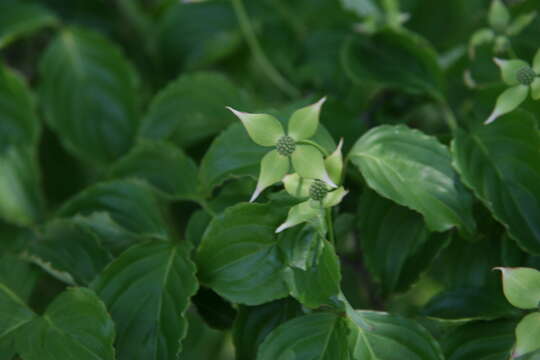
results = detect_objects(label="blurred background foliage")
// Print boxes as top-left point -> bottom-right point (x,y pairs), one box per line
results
2,0 -> 540,358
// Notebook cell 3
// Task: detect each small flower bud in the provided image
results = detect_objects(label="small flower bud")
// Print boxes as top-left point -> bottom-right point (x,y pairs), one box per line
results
309,179 -> 328,201
517,66 -> 536,86
276,136 -> 296,156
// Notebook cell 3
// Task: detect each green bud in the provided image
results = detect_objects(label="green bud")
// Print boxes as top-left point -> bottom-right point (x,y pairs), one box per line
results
309,180 -> 328,201
495,267 -> 540,309
276,135 -> 296,157
513,312 -> 540,357
517,66 -> 536,86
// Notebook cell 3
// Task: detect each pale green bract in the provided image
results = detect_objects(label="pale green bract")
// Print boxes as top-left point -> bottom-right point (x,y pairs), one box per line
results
495,267 -> 540,310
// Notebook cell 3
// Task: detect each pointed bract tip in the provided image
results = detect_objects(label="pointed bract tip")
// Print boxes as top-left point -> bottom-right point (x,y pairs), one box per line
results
226,106 -> 247,118
249,187 -> 263,203
485,110 -> 500,125
493,57 -> 505,67
335,138 -> 344,153
322,173 -> 338,188
275,222 -> 291,233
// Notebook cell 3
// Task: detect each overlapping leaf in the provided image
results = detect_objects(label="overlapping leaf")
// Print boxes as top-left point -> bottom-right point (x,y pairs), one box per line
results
0,2 -> 57,48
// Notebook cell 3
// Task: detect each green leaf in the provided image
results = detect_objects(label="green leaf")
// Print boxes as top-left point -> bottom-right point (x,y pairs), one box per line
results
178,310 -> 226,360
185,210 -> 212,248
199,123 -> 268,195
423,287 -> 518,320
514,312 -> 540,357
0,255 -> 38,302
0,282 -> 35,345
92,240 -> 198,360
26,219 -> 112,285
350,311 -> 445,359
0,62 -> 39,150
0,145 -> 43,226
140,72 -> 251,148
496,267 -> 540,309
196,202 -> 289,305
441,320 -> 515,360
0,2 -> 57,48
342,28 -> 444,99
257,312 -> 352,360
233,298 -> 302,360
58,180 -> 169,241
452,112 -> 540,254
158,1 -> 241,72
358,190 -> 450,295
0,63 -> 43,226
15,287 -> 115,360
287,97 -> 326,141
350,124 -> 475,234
39,28 -> 139,164
109,140 -> 199,201
280,227 -> 341,308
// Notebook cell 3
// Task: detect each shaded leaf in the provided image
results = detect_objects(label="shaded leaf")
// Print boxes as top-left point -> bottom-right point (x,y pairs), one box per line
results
92,240 -> 198,360
39,28 -> 139,164
0,2 -> 57,48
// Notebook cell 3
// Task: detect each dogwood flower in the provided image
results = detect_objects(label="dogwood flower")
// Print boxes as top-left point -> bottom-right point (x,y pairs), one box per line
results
276,140 -> 347,233
485,50 -> 540,124
227,97 -> 336,202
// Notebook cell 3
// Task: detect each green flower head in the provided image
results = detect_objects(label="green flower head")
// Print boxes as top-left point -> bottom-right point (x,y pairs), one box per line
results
276,142 -> 347,233
485,51 -> 540,124
227,97 -> 337,202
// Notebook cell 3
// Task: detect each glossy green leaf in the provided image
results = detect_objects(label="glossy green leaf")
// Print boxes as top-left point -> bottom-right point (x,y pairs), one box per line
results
109,140 -> 199,201
58,180 -> 169,241
342,28 -> 444,99
423,287 -> 518,320
442,320 -> 515,360
196,203 -> 289,305
158,1 -> 241,72
0,145 -> 43,227
257,312 -> 352,360
0,62 -> 39,150
280,227 -> 341,308
0,63 -> 43,226
233,298 -> 302,360
178,310 -> 226,360
350,124 -> 475,234
92,240 -> 198,360
140,72 -> 251,148
199,123 -> 268,195
15,287 -> 115,360
452,112 -> 540,254
27,219 -> 112,285
0,2 -> 57,48
351,310 -> 445,359
496,267 -> 540,309
39,28 -> 139,164
0,255 -> 38,302
358,190 -> 450,295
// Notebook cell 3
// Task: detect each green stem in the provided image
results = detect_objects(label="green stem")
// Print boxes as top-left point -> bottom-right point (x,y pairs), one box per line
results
326,207 -> 335,245
297,140 -> 329,156
231,0 -> 300,98
196,198 -> 217,217
439,100 -> 458,133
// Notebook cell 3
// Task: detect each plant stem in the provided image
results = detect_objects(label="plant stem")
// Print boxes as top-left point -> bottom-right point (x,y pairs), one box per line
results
326,207 -> 335,245
231,0 -> 300,98
297,139 -> 329,156
439,100 -> 458,132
